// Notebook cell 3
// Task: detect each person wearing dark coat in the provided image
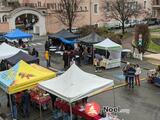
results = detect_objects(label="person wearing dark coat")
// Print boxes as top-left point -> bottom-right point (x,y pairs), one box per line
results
127,65 -> 136,88
11,94 -> 17,120
0,60 -> 6,71
45,40 -> 50,51
106,50 -> 110,59
21,90 -> 30,118
32,48 -> 39,58
63,50 -> 69,69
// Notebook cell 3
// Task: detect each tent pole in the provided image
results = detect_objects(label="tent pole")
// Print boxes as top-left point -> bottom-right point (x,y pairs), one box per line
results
69,103 -> 73,120
40,103 -> 42,120
9,94 -> 13,118
112,85 -> 116,107
92,45 -> 94,64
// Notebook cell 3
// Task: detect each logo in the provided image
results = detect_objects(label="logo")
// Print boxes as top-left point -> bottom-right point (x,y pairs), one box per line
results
18,72 -> 34,79
85,102 -> 100,117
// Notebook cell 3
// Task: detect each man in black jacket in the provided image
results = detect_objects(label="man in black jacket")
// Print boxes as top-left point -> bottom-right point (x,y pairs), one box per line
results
127,65 -> 136,88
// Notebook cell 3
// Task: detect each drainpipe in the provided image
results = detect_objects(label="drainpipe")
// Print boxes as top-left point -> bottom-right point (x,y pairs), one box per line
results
90,0 -> 92,26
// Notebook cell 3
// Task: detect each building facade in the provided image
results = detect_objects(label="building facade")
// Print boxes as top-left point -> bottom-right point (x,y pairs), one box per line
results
0,0 -> 152,35
152,0 -> 160,18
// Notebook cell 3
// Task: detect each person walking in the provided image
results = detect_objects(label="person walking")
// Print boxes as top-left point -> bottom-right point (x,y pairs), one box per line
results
127,65 -> 136,88
63,50 -> 69,69
45,40 -> 50,51
45,50 -> 50,67
122,62 -> 130,84
135,64 -> 141,86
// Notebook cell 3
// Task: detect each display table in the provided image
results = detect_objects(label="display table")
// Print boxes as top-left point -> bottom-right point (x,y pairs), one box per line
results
49,48 -> 57,52
93,58 -> 120,69
106,59 -> 121,69
49,46 -> 57,49
55,51 -> 63,55
30,93 -> 51,106
54,100 -> 101,120
30,91 -> 52,119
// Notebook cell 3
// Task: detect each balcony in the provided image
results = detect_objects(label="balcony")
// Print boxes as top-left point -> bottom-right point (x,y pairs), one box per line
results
153,4 -> 160,9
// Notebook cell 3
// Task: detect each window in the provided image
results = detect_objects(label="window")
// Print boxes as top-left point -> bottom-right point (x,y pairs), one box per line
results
156,0 -> 159,5
38,2 -> 41,7
47,3 -> 50,9
94,4 -> 98,14
106,2 -> 110,12
2,15 -> 7,22
34,3 -> 37,7
55,3 -> 57,10
51,4 -> 54,9
85,6 -> 87,11
80,6 -> 82,11
144,1 -> 146,9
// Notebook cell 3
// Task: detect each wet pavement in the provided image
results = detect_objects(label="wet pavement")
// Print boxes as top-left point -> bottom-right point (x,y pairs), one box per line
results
0,36 -> 160,120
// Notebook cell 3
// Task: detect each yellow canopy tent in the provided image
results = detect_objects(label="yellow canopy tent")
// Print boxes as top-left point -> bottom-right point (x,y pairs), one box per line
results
0,60 -> 56,94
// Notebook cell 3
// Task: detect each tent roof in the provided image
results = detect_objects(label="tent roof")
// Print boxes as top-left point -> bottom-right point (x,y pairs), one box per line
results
39,64 -> 114,103
0,43 -> 27,60
4,29 -> 33,40
58,37 -> 78,45
0,60 -> 56,94
5,51 -> 38,66
48,29 -> 79,39
79,32 -> 104,44
94,38 -> 122,50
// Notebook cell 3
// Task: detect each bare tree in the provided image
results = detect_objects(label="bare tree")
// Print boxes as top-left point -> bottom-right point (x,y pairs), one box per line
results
55,0 -> 81,32
104,0 -> 141,34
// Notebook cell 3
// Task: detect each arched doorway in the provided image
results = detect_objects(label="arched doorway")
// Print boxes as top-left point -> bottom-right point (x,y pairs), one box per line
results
7,7 -> 47,36
15,14 -> 39,32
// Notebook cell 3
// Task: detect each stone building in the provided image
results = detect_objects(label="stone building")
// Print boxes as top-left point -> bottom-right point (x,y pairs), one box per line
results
0,0 -> 152,35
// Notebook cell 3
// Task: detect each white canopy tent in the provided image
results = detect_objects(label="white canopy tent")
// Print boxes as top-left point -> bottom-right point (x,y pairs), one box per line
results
93,38 -> 122,69
0,43 -> 27,60
39,63 -> 114,103
39,64 -> 114,120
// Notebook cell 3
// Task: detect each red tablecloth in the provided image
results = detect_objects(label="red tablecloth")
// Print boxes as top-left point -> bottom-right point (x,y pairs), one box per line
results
15,92 -> 23,104
30,92 -> 51,105
54,100 -> 101,120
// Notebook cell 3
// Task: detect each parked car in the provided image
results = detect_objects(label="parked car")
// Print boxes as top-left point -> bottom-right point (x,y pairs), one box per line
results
105,21 -> 121,29
142,18 -> 158,25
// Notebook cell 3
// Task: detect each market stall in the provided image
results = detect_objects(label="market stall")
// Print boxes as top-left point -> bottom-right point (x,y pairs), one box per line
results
48,29 -> 79,53
93,38 -> 122,69
0,60 -> 56,94
79,31 -> 104,45
0,43 -> 27,61
39,63 -> 114,120
0,60 -> 56,119
5,51 -> 38,66
3,29 -> 33,41
48,29 -> 79,40
79,32 -> 105,64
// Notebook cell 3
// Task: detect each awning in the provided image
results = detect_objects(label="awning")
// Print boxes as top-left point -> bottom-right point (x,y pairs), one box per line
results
4,29 -> 33,40
79,32 -> 104,44
39,63 -> 114,103
48,29 -> 79,39
5,51 -> 38,66
0,60 -> 56,94
94,38 -> 122,50
0,42 -> 27,60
